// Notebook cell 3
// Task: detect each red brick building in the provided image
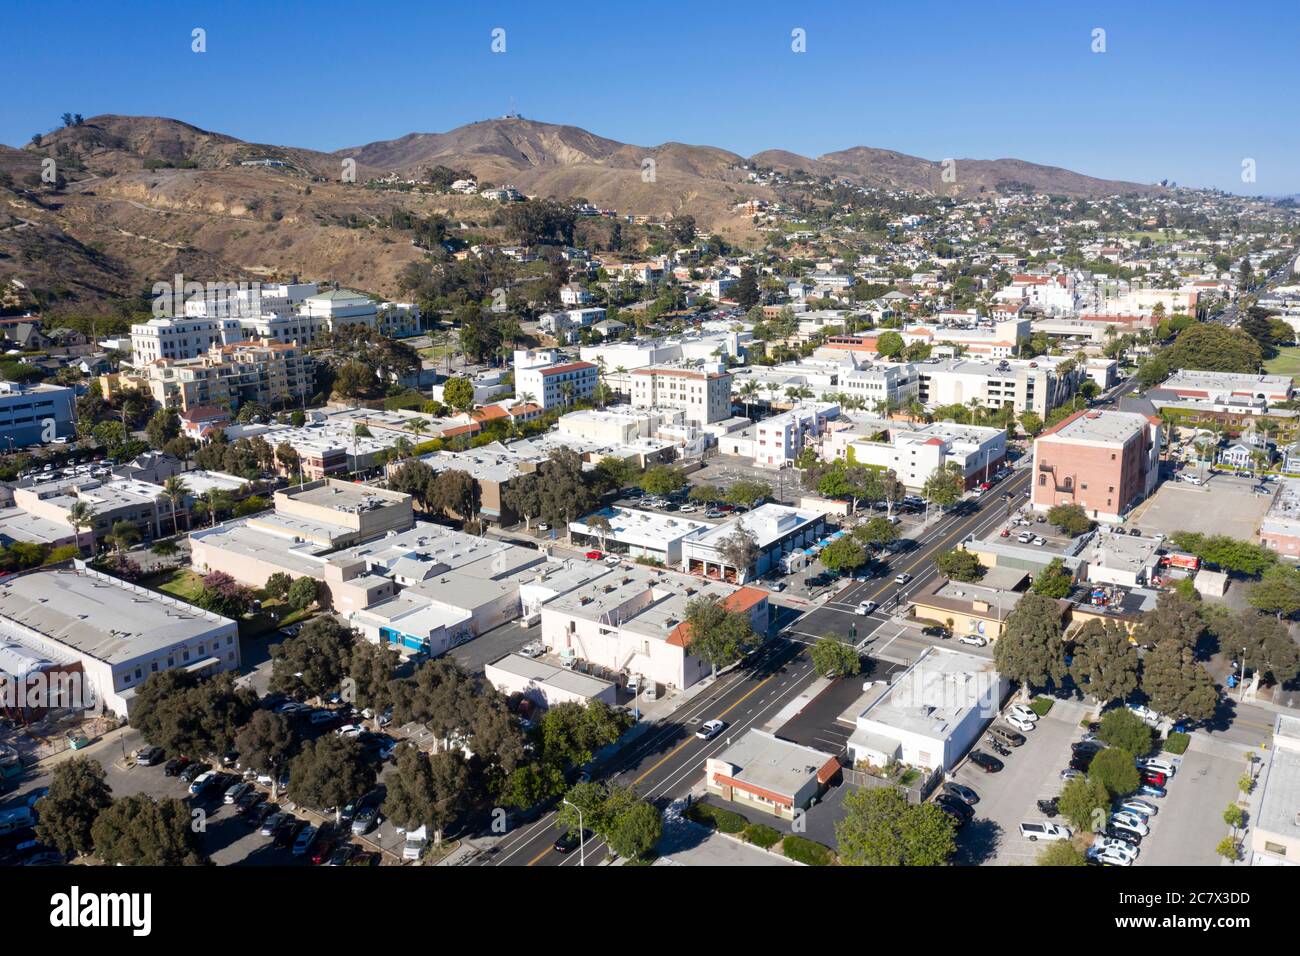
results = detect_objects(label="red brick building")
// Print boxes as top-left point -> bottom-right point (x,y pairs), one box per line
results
1032,409 -> 1161,523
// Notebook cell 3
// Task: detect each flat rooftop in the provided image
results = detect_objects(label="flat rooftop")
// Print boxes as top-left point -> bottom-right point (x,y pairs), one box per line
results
570,507 -> 713,549
856,646 -> 999,738
688,503 -> 823,551
0,566 -> 234,664
487,653 -> 614,698
284,480 -> 407,513
713,729 -> 836,798
1045,409 -> 1149,445
1086,530 -> 1162,573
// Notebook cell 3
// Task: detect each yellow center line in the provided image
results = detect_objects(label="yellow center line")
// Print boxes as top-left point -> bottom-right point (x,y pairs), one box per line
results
632,671 -> 779,788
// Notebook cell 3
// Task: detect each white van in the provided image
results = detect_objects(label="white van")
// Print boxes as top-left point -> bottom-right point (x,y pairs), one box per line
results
403,824 -> 429,861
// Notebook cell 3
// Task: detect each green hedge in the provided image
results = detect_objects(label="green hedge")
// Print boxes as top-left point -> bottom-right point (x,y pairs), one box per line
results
782,834 -> 834,866
1163,732 -> 1190,755
687,802 -> 748,834
1030,697 -> 1054,717
744,823 -> 781,849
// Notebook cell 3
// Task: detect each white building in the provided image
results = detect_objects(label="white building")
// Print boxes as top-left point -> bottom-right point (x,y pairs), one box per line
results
682,503 -> 827,583
847,646 -> 1008,772
484,654 -> 617,710
630,365 -> 733,424
0,565 -> 240,718
569,507 -> 713,565
751,404 -> 839,469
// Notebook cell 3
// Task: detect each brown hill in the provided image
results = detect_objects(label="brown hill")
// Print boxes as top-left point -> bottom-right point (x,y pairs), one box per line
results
1,114 -> 1162,313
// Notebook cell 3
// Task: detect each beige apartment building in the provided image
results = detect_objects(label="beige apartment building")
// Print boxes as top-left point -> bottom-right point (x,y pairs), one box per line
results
134,340 -> 314,413
630,365 -> 733,424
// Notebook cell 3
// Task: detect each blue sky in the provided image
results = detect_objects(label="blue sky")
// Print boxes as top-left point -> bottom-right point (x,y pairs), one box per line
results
7,0 -> 1299,194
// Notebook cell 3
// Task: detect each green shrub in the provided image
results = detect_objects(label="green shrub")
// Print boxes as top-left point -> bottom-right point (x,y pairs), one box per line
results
744,823 -> 781,849
687,803 -> 747,834
1163,732 -> 1190,755
1030,697 -> 1054,717
782,834 -> 834,866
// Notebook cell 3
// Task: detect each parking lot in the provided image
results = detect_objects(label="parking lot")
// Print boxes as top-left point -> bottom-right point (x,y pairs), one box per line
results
1129,472 -> 1274,540
948,702 -> 1082,865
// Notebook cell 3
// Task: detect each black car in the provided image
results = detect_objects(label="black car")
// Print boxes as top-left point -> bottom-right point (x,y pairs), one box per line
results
1037,797 -> 1059,818
968,751 -> 1004,773
934,794 -> 974,820
163,756 -> 191,777
136,746 -> 165,766
935,802 -> 968,827
178,762 -> 210,784
553,828 -> 591,854
236,790 -> 267,814
922,624 -> 950,639
274,818 -> 305,848
248,803 -> 277,827
1069,752 -> 1095,772
942,782 -> 979,805
1103,826 -> 1142,847
1072,740 -> 1104,754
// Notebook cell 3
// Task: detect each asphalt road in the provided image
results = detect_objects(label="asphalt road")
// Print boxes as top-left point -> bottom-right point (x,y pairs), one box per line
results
473,636 -> 816,866
792,465 -> 1032,651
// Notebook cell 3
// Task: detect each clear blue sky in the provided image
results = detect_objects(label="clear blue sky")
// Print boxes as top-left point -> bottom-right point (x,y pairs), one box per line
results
7,0 -> 1299,194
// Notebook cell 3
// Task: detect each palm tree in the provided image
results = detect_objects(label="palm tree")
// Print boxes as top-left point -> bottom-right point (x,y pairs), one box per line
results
404,418 -> 429,443
67,500 -> 95,555
516,392 -> 537,408
161,476 -> 190,537
739,380 -> 761,419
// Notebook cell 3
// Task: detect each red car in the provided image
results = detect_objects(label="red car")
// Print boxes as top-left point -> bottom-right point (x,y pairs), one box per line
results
1141,770 -> 1168,787
979,482 -> 992,491
584,550 -> 603,560
310,832 -> 336,865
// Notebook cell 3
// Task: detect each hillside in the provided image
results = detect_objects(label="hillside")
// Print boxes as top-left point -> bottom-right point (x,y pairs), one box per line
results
0,113 -> 1163,313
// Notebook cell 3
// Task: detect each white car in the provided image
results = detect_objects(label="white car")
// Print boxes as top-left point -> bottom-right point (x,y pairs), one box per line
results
1093,835 -> 1139,861
958,634 -> 988,647
1110,812 -> 1150,836
519,643 -> 544,659
1007,703 -> 1038,723
1119,798 -> 1158,818
856,600 -> 878,615
336,724 -> 362,738
1019,821 -> 1071,842
1088,844 -> 1134,866
696,719 -> 726,740
894,573 -> 913,585
1136,757 -> 1176,777
604,555 -> 621,566
1006,713 -> 1036,733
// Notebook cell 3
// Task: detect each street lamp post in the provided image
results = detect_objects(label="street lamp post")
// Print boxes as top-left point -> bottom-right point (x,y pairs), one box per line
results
561,798 -> 586,867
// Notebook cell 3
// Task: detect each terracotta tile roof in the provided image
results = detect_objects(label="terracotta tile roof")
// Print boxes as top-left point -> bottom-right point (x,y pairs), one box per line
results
666,587 -> 768,648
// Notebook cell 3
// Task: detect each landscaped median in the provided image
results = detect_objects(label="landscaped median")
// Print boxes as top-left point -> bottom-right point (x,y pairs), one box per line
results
686,802 -> 836,865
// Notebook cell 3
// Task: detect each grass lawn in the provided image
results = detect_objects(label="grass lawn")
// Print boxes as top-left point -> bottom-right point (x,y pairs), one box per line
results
141,567 -> 312,638
146,567 -> 206,603
1264,346 -> 1300,378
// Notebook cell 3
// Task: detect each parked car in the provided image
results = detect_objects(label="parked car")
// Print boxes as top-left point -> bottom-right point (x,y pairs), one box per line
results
135,746 -> 164,766
223,781 -> 252,805
236,791 -> 266,815
292,825 -> 319,856
178,762 -> 209,784
1136,783 -> 1167,799
1005,714 -> 1035,733
1060,768 -> 1083,782
942,782 -> 979,805
1007,703 -> 1038,723
1103,825 -> 1143,847
696,719 -> 726,740
922,624 -> 950,639
1140,770 -> 1168,787
968,751 -> 1003,773
188,770 -> 221,796
935,794 -> 974,820
1088,844 -> 1134,866
325,843 -> 357,866
1111,811 -> 1150,836
1119,798 -> 1158,818
1072,740 -> 1104,755
260,811 -> 288,837
163,756 -> 191,777
989,726 -> 1026,748
1094,835 -> 1140,861
248,803 -> 276,827
351,806 -> 381,836
1069,753 -> 1095,772
310,833 -> 337,865
1036,797 -> 1059,817
1019,821 -> 1071,842
274,818 -> 306,848
1136,757 -> 1176,777
958,634 -> 988,647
